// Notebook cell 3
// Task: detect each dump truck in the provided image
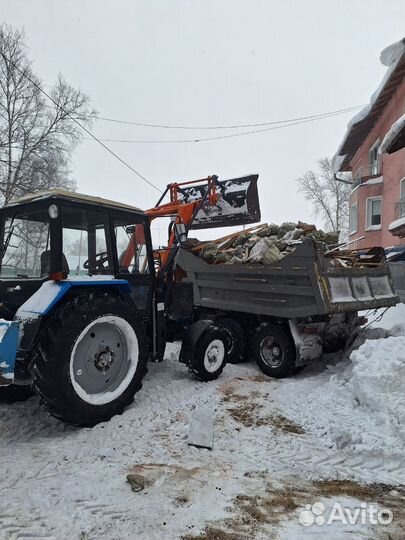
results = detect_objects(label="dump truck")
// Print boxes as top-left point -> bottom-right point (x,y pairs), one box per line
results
0,174 -> 399,426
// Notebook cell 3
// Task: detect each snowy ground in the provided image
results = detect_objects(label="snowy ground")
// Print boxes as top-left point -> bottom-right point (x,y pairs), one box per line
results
1,305 -> 404,540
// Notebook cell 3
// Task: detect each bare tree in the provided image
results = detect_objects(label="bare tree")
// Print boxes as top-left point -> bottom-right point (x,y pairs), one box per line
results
297,157 -> 352,240
0,24 -> 96,205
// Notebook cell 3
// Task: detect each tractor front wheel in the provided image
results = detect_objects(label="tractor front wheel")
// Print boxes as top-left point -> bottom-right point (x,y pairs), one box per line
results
33,293 -> 148,427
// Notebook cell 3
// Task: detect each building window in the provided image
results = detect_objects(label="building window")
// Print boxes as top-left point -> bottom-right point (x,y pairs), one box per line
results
365,196 -> 382,230
349,203 -> 358,235
368,139 -> 380,175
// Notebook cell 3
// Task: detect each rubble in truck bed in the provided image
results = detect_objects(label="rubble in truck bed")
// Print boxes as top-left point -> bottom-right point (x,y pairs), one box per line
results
182,223 -> 388,269
182,221 -> 340,265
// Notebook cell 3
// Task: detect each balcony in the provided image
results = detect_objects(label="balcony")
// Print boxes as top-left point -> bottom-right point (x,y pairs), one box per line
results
389,198 -> 405,237
350,168 -> 383,192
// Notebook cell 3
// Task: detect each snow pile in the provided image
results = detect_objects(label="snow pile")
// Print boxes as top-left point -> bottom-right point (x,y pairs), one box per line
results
350,335 -> 405,442
274,304 -> 405,481
325,310 -> 405,465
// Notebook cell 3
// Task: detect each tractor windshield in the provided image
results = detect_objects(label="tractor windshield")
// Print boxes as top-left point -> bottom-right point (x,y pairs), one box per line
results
0,212 -> 50,278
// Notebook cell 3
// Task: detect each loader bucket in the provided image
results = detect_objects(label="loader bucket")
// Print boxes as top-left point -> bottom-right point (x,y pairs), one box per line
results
186,174 -> 261,230
0,321 -> 19,386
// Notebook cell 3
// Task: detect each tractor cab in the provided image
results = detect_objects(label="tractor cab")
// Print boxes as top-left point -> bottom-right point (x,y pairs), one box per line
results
0,191 -> 158,409
0,190 -> 154,318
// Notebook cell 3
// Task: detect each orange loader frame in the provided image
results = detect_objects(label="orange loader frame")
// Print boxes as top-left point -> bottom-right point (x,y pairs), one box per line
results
121,175 -> 219,270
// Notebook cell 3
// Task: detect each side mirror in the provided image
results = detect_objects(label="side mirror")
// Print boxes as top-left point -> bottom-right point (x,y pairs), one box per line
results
175,223 -> 187,243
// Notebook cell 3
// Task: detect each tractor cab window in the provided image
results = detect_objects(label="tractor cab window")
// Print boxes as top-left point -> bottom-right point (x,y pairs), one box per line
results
0,211 -> 50,278
62,206 -> 113,276
114,220 -> 150,274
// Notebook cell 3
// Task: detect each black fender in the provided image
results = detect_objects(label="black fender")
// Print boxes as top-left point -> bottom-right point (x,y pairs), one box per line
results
179,319 -> 215,365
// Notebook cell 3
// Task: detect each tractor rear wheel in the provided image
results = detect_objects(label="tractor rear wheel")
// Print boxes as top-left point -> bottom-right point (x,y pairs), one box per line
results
33,292 -> 148,427
0,384 -> 33,403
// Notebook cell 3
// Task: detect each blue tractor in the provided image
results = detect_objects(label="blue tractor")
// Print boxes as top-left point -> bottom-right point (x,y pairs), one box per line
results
0,177 -> 260,425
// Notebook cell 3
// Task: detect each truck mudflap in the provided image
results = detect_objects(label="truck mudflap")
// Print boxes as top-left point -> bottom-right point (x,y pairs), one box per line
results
0,321 -> 19,386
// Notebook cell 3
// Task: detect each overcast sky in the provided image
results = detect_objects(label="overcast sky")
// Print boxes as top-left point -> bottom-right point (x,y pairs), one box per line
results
2,0 -> 405,238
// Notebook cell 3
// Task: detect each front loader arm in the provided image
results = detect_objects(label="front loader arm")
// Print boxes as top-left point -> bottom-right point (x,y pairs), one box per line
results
121,173 -> 260,272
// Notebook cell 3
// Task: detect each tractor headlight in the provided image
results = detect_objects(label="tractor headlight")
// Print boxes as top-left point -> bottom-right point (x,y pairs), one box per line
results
48,204 -> 59,219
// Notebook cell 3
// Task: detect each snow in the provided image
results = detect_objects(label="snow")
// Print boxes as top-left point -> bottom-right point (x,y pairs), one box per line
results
193,194 -> 249,224
351,337 -> 405,442
333,38 -> 405,171
331,153 -> 347,174
0,305 -> 404,539
0,319 -> 12,342
363,175 -> 383,185
17,280 -> 62,315
389,215 -> 405,232
380,113 -> 405,155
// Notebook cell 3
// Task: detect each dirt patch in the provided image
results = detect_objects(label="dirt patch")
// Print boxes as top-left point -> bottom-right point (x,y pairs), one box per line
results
249,374 -> 274,383
313,479 -> 405,504
182,526 -> 243,540
221,387 -> 249,404
226,399 -> 305,434
227,402 -> 259,427
268,413 -> 305,434
175,494 -> 191,505
183,486 -> 306,540
181,477 -> 405,539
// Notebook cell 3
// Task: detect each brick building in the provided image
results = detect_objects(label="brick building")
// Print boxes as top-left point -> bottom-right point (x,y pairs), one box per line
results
333,38 -> 405,250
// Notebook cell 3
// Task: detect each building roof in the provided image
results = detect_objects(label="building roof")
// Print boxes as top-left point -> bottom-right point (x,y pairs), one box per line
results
6,189 -> 145,213
333,38 -> 405,172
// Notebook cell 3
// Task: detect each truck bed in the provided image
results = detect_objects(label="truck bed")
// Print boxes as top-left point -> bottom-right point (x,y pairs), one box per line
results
176,239 -> 399,318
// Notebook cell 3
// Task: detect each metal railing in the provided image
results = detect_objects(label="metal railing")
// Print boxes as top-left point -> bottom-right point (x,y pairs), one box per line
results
350,167 -> 382,191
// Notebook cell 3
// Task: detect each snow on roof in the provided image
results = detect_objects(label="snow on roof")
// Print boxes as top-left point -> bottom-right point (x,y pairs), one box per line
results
379,113 -> 405,155
6,189 -> 145,213
333,38 -> 405,172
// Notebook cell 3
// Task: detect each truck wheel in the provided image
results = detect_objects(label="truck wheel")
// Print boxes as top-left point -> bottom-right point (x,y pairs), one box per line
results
214,318 -> 246,364
0,384 -> 33,403
32,293 -> 148,427
252,323 -> 296,378
190,326 -> 227,381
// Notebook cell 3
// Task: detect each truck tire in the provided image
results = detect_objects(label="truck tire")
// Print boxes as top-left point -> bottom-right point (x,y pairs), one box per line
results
32,292 -> 148,427
0,384 -> 33,403
190,326 -> 228,382
252,323 -> 296,378
214,317 -> 246,364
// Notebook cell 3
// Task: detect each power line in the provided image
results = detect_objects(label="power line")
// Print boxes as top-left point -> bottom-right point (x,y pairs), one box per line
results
88,107 -> 360,144
0,51 -> 160,193
97,104 -> 364,130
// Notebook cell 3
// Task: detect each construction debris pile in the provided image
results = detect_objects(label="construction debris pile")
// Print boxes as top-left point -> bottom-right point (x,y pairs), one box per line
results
183,221 -> 340,265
